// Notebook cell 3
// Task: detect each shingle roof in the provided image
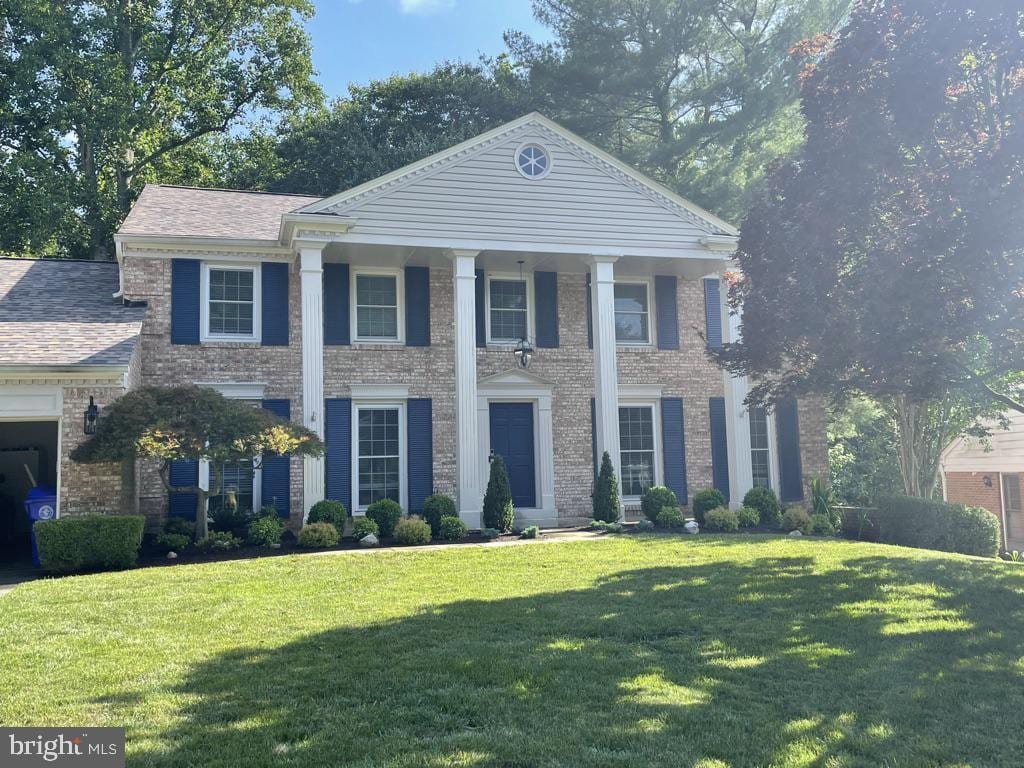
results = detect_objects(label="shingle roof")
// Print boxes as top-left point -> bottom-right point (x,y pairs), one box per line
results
118,185 -> 322,241
0,259 -> 145,368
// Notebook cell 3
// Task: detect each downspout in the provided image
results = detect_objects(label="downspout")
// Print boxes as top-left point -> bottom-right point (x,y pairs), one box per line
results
112,238 -> 125,300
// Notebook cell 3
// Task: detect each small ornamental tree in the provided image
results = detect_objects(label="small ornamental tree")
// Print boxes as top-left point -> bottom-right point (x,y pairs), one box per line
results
593,451 -> 621,523
71,386 -> 323,540
482,454 -> 515,532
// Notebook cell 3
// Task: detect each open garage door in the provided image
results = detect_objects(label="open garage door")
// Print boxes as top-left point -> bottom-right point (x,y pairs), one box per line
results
0,421 -> 58,562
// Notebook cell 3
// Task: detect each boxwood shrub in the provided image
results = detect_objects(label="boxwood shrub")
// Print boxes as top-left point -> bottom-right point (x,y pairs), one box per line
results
656,505 -> 685,528
875,495 -> 1000,557
35,515 -> 145,574
422,494 -> 457,536
743,486 -> 782,527
394,516 -> 432,546
307,500 -> 347,530
704,506 -> 739,532
298,522 -> 340,548
438,515 -> 468,542
366,499 -> 404,538
640,486 -> 678,523
781,507 -> 812,534
351,516 -> 379,541
736,506 -> 761,528
692,489 -> 726,525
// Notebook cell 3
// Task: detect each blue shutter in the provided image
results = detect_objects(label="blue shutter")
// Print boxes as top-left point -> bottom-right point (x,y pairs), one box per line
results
171,259 -> 200,345
776,397 -> 804,502
168,459 -> 199,520
405,266 -> 431,347
655,276 -> 680,350
261,399 -> 291,518
325,398 -> 352,513
407,399 -> 433,513
661,398 -> 688,505
261,262 -> 289,346
475,269 -> 486,347
704,278 -> 723,349
324,263 -> 350,345
586,273 -> 593,349
590,397 -> 598,480
709,397 -> 730,500
535,271 -> 559,348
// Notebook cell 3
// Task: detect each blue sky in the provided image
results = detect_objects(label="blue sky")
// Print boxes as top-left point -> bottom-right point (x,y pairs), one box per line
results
307,0 -> 550,98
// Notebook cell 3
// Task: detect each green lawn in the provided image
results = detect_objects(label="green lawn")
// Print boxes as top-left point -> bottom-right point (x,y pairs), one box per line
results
2,536 -> 1024,767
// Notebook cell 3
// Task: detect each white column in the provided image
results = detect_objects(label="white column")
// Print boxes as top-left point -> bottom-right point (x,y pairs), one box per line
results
299,245 -> 326,519
450,249 -> 482,528
721,275 -> 753,507
587,255 -> 623,519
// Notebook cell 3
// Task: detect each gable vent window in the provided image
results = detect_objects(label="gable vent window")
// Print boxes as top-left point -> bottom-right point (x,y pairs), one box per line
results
515,144 -> 551,179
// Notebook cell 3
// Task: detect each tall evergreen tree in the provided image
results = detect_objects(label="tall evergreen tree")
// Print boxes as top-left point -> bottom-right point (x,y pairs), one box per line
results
482,454 -> 515,533
506,0 -> 850,220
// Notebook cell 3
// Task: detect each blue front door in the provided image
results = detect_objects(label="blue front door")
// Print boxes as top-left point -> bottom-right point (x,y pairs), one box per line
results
489,402 -> 536,508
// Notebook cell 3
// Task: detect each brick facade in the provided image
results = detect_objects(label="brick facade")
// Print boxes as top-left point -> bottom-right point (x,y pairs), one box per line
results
945,471 -> 1023,549
104,257 -> 828,529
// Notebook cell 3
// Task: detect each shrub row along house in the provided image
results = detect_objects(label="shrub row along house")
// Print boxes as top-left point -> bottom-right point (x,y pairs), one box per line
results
0,114 -> 826,542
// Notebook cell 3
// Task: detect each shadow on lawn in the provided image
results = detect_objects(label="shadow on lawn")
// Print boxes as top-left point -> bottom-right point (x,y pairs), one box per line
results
133,547 -> 1024,768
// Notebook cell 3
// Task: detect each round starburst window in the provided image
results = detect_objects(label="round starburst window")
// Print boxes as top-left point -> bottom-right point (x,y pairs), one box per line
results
515,143 -> 551,179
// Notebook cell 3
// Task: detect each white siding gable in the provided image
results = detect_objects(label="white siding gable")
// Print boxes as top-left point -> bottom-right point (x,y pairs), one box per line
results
942,411 -> 1024,473
304,115 -> 736,257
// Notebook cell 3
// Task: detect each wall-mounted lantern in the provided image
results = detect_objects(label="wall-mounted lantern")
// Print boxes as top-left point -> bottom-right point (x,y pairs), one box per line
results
84,396 -> 99,435
514,337 -> 534,369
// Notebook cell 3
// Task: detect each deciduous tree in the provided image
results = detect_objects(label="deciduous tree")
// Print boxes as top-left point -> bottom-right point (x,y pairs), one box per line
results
71,386 -> 323,539
0,0 -> 318,259
719,0 -> 1024,495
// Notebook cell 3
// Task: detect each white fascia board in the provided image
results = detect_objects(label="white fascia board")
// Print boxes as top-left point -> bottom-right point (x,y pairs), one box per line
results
279,213 -> 358,247
326,231 -> 734,261
115,234 -> 293,259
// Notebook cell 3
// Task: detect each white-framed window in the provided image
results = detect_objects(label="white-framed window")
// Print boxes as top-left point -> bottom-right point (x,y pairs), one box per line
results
201,264 -> 261,342
486,273 -> 533,344
614,281 -> 652,345
514,143 -> 552,180
352,269 -> 403,343
618,403 -> 660,498
352,402 -> 407,511
207,460 -> 257,517
749,406 -> 772,489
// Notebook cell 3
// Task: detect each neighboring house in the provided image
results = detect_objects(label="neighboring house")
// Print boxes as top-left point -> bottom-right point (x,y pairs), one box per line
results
942,411 -> 1024,552
0,113 -> 827,542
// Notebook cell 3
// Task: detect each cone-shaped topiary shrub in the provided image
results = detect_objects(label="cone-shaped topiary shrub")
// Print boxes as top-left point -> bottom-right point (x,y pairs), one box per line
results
483,454 -> 515,532
593,451 -> 621,523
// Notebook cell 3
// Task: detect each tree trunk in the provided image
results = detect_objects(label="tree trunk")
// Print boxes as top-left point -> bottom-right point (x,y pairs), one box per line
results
892,394 -> 923,497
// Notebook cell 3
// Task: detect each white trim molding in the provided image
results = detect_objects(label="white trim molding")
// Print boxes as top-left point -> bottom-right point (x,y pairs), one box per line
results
0,385 -> 63,418
193,382 -> 267,401
200,261 -> 262,344
350,399 -> 408,514
587,254 -> 623,519
477,369 -> 557,524
350,266 -> 405,344
300,245 -> 326,518
449,249 -> 483,528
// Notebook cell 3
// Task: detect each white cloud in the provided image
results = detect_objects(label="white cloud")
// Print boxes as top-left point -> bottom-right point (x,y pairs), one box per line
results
399,0 -> 455,14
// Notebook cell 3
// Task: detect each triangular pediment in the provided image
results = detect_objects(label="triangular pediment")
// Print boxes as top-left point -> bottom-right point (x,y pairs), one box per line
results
478,368 -> 555,390
297,114 -> 737,256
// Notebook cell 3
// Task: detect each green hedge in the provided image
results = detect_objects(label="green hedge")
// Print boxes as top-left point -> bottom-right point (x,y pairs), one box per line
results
875,495 -> 1000,558
35,515 -> 145,574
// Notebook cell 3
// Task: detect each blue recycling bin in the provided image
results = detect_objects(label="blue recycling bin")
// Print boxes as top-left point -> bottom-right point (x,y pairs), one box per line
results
24,486 -> 57,567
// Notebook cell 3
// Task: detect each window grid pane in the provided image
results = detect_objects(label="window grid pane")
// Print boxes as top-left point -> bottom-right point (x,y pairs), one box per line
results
358,408 -> 400,506
208,460 -> 255,516
208,269 -> 254,336
489,280 -> 528,341
619,406 -> 655,497
356,275 -> 399,339
614,284 -> 649,343
749,407 -> 771,488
